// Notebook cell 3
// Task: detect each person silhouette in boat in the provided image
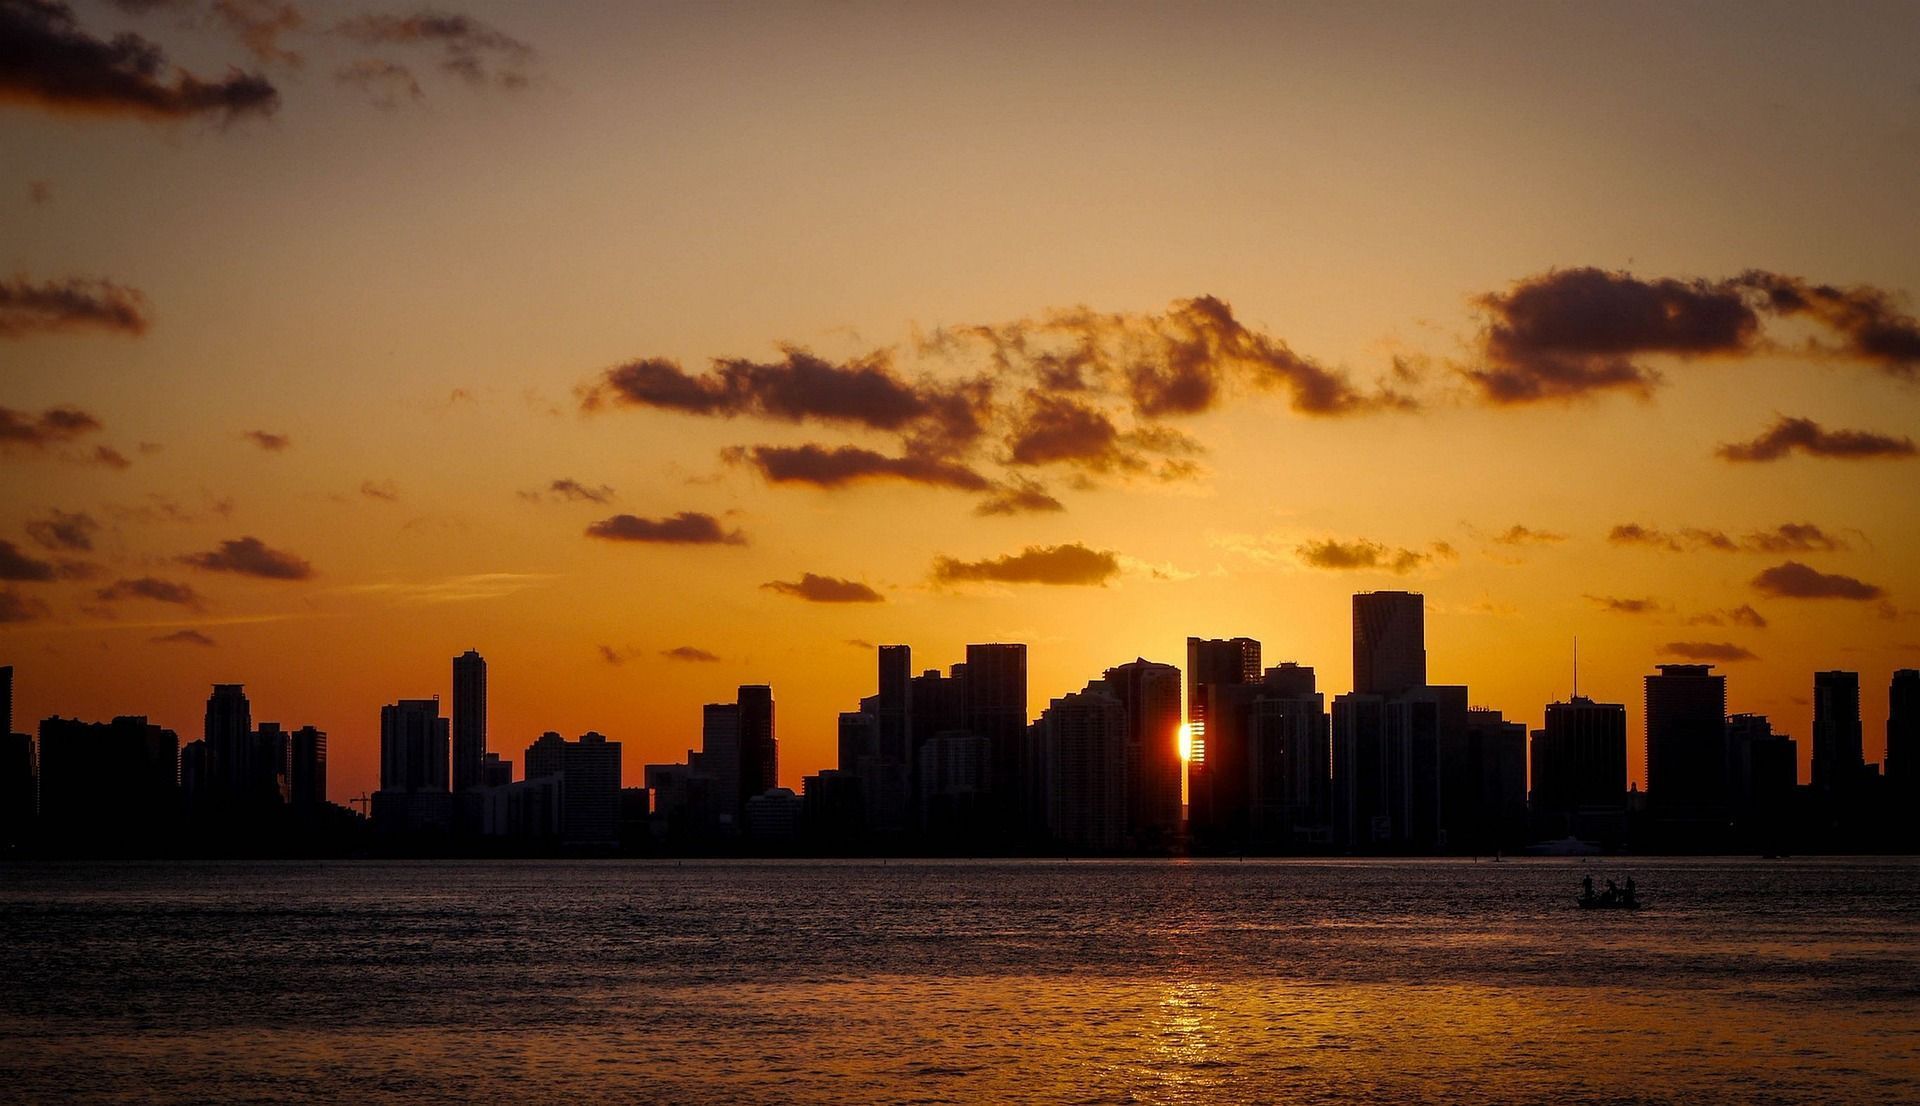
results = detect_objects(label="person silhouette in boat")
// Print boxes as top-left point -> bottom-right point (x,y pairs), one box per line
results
1604,879 -> 1620,905
1581,875 -> 1595,904
1623,876 -> 1637,907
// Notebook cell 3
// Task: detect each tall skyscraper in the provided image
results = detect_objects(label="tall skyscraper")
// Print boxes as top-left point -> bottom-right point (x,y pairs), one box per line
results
1185,636 -> 1261,761
1530,696 -> 1628,843
37,715 -> 178,850
1812,670 -> 1863,793
1247,664 -> 1331,847
252,722 -> 292,805
1102,658 -> 1183,847
1727,713 -> 1796,846
452,650 -> 487,793
694,701 -> 741,825
1890,669 -> 1919,796
1462,707 -> 1528,853
876,645 -> 912,767
379,699 -> 449,793
1352,591 -> 1425,697
737,684 -> 778,804
204,683 -> 253,802
964,643 -> 1028,832
1331,693 -> 1388,848
1645,664 -> 1729,842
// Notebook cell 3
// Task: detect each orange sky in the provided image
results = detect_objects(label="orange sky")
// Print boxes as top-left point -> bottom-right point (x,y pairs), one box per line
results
4,1 -> 1918,803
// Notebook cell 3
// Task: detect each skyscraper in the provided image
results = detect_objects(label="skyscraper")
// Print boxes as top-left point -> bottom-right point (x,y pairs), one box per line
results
524,730 -> 623,846
1102,658 -> 1183,847
1530,696 -> 1628,844
964,643 -> 1028,833
379,699 -> 449,793
1890,669 -> 1919,796
1727,713 -> 1796,847
1352,591 -> 1425,697
1036,679 -> 1127,851
1645,664 -> 1729,844
694,701 -> 741,826
37,715 -> 178,851
1812,670 -> 1863,793
1331,692 -> 1388,848
204,683 -> 253,803
290,725 -> 327,808
452,650 -> 487,793
737,684 -> 778,804
1247,664 -> 1331,847
1185,636 -> 1261,761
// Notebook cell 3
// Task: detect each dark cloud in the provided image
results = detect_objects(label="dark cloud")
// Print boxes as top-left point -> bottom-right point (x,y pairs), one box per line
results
1737,271 -> 1920,380
932,542 -> 1121,586
0,0 -> 279,121
1468,268 -> 1758,403
1492,524 -> 1566,546
762,573 -> 884,603
1688,605 -> 1769,629
0,539 -> 58,581
91,444 -> 131,470
211,0 -> 303,66
728,443 -> 990,491
25,508 -> 97,551
1585,594 -> 1662,615
359,478 -> 399,501
181,535 -> 314,580
1610,521 -> 1845,554
334,57 -> 421,109
0,588 -> 50,623
1751,561 -> 1883,601
1468,267 -> 1920,403
661,645 -> 720,663
152,628 -> 215,646
335,9 -> 534,89
1660,641 -> 1758,662
974,478 -> 1065,517
97,576 -> 203,607
1716,416 -> 1915,462
1297,538 -> 1454,575
536,478 -> 614,504
245,429 -> 291,451
585,511 -> 744,545
596,643 -> 634,666
0,404 -> 101,452
583,350 -> 989,457
0,276 -> 148,338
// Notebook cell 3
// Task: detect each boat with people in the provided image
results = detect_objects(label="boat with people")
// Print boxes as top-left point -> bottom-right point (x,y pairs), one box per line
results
1578,874 -> 1642,910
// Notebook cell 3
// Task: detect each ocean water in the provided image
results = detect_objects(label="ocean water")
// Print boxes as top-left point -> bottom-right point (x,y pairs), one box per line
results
2,857 -> 1916,1103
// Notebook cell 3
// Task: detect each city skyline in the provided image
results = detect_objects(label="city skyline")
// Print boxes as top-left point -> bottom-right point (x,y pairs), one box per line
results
4,1 -> 1919,809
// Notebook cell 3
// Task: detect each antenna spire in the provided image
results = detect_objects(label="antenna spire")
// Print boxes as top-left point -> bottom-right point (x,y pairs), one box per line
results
1573,635 -> 1579,698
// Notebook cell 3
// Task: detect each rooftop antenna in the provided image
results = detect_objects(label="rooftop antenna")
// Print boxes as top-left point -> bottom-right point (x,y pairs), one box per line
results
1572,635 -> 1580,698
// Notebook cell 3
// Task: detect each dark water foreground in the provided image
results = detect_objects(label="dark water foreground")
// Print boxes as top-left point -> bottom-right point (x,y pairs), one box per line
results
2,858 -> 1916,1103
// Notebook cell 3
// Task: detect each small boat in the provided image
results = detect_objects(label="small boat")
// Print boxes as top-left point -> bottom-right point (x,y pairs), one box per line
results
1577,895 -> 1642,910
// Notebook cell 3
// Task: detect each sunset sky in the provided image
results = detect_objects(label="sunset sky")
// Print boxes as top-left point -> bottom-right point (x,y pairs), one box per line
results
4,0 -> 1918,803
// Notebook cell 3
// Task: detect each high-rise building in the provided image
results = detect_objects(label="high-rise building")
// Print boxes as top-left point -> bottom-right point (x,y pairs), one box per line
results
1383,685 -> 1464,851
1036,679 -> 1127,851
1530,696 -> 1628,844
1247,664 -> 1331,847
379,699 -> 449,793
1890,669 -> 1919,796
0,727 -> 32,849
694,701 -> 741,826
480,751 -> 513,788
738,685 -> 778,804
452,649 -> 487,792
1727,713 -> 1796,847
1812,670 -> 1863,793
1645,664 -> 1728,827
1185,636 -> 1260,762
289,725 -> 327,807
964,643 -> 1028,833
525,730 -> 623,846
1462,707 -> 1528,853
252,722 -> 292,805
204,684 -> 254,803
1102,658 -> 1183,848
1331,693 -> 1388,848
37,715 -> 179,850
1352,591 -> 1426,697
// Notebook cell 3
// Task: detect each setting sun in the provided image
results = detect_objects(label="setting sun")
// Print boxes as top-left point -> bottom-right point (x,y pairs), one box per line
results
1177,723 -> 1194,763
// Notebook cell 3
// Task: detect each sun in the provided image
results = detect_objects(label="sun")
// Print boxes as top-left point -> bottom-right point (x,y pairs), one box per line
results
1177,723 -> 1193,763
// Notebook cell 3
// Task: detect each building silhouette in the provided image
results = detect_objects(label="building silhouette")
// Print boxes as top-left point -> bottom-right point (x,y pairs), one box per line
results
204,684 -> 254,805
1645,664 -> 1728,846
1461,707 -> 1528,853
37,715 -> 178,852
1727,713 -> 1796,849
1890,669 -> 1919,800
373,698 -> 451,833
964,644 -> 1028,836
290,725 -> 327,808
738,684 -> 778,810
1246,664 -> 1331,848
525,730 -> 622,846
1530,696 -> 1628,846
1353,591 -> 1426,697
874,644 -> 913,828
452,650 -> 487,793
1102,658 -> 1183,849
1035,678 -> 1128,851
694,700 -> 742,830
1185,635 -> 1260,836
1812,670 -> 1864,793
1383,684 -> 1465,851
1331,692 -> 1389,848
0,664 -> 29,849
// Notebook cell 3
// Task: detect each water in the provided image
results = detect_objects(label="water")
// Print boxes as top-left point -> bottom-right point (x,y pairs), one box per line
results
2,858 -> 1917,1103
